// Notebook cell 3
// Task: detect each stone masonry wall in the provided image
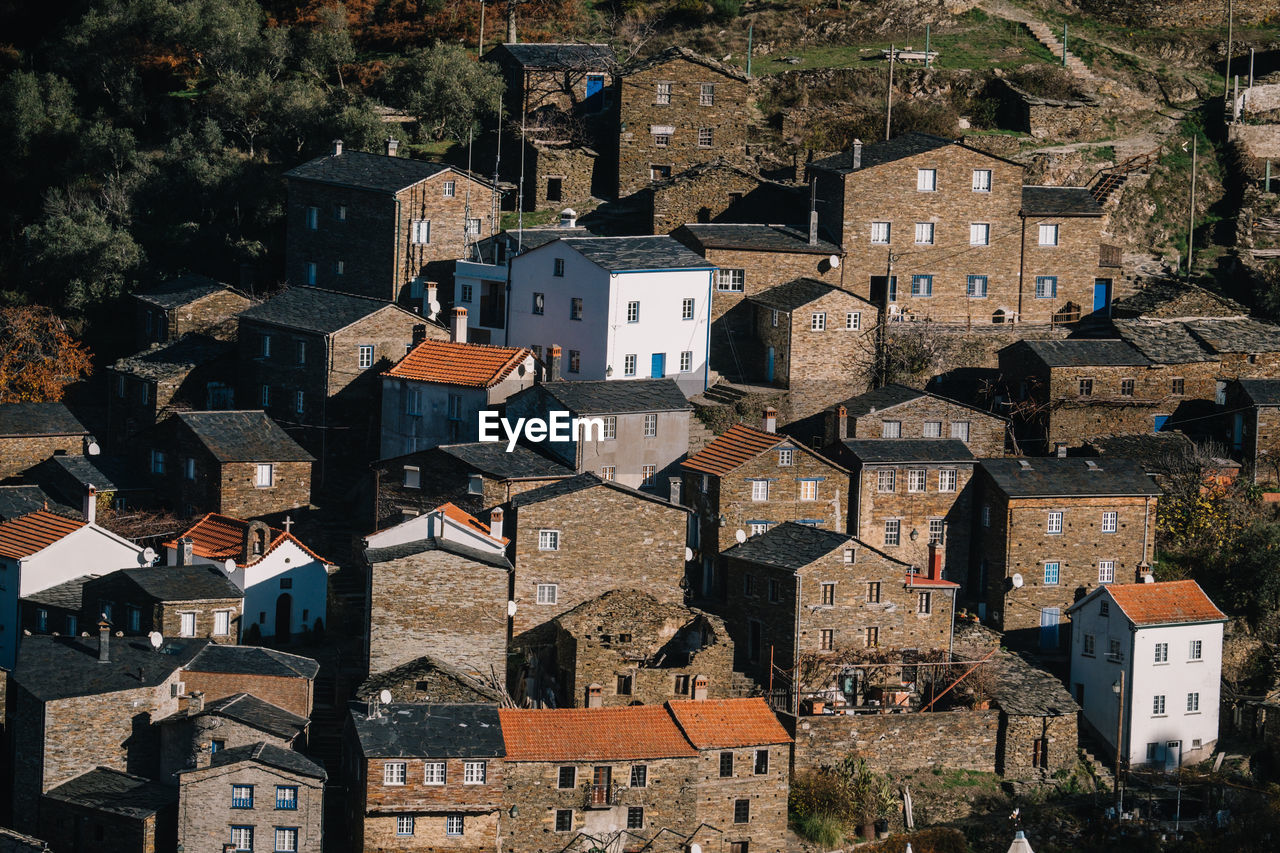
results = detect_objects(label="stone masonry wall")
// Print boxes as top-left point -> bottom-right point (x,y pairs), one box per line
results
179,762 -> 323,853
841,395 -> 1008,457
698,246 -> 844,322
692,744 -> 790,853
167,290 -> 252,343
525,143 -> 596,211
651,167 -> 786,235
999,712 -> 1079,779
1252,406 -> 1280,485
0,435 -> 84,480
286,183 -> 397,300
38,798 -> 161,853
181,671 -> 313,719
793,709 -> 1000,775
160,714 -> 294,782
1020,214 -> 1110,324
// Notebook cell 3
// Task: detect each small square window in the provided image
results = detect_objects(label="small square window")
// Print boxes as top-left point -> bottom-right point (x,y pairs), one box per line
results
384,762 -> 407,785
972,169 -> 992,192
871,221 -> 891,244
1035,276 -> 1057,298
1098,560 -> 1115,583
600,465 -> 615,480
967,275 -> 988,298
1121,378 -> 1135,396
697,127 -> 713,147
445,814 -> 464,836
424,762 -> 445,785
443,180 -> 456,198
555,809 -> 573,832
846,312 -> 861,330
653,133 -> 671,148
538,530 -> 560,551
751,480 -> 769,501
911,274 -> 933,297
915,222 -> 935,244
916,169 -> 937,192
799,480 -> 817,501
877,470 -> 896,492
1101,511 -> 1117,533
699,83 -> 715,105
464,761 -> 486,784
950,421 -> 970,441
655,82 -> 671,104
536,583 -> 558,604
358,345 -> 375,369
397,816 -> 415,836
411,219 -> 431,244
1079,378 -> 1094,396
779,448 -> 794,466
811,312 -> 826,331
970,223 -> 990,245
882,420 -> 902,438
1038,224 -> 1059,246
231,785 -> 254,809
558,766 -> 576,788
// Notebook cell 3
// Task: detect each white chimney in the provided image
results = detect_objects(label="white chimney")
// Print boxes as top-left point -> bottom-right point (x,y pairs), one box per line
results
560,208 -> 578,227
489,508 -> 504,541
762,407 -> 778,434
451,307 -> 468,343
83,484 -> 97,525
425,282 -> 440,320
851,139 -> 863,170
669,477 -> 682,505
386,136 -> 399,157
331,139 -> 343,156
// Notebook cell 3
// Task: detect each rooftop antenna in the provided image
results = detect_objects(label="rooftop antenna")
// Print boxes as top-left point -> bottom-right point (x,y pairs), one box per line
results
885,44 -> 895,141
517,106 -> 527,253
490,94 -> 503,254
464,124 -> 476,259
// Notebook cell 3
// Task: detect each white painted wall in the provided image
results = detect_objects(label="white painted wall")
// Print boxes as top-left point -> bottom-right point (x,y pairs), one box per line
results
364,506 -> 506,555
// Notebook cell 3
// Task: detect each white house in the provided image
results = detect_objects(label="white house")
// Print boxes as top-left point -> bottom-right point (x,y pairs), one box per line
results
1068,579 -> 1226,769
363,500 -> 509,554
504,235 -> 715,396
379,310 -> 535,458
0,495 -> 149,668
164,513 -> 334,641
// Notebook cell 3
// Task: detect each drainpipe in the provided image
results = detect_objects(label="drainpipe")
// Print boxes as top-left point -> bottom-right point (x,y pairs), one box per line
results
1141,495 -> 1152,567
1017,215 -> 1027,322
793,570 -> 803,716
948,589 -> 956,660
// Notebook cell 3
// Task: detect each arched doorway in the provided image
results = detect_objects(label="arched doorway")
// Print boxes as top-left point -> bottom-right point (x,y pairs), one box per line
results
275,593 -> 292,643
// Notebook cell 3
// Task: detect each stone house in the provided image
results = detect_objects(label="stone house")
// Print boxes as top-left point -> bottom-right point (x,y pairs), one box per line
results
38,767 -> 176,853
356,654 -> 506,705
164,513 -> 334,642
503,378 -> 691,496
681,416 -> 851,599
1227,379 -> 1280,485
79,565 -> 244,644
106,334 -> 236,446
177,742 -> 325,853
520,140 -> 601,210
994,78 -> 1104,139
284,140 -> 496,303
30,453 -> 152,516
975,456 -> 1160,651
823,438 -> 976,582
721,523 -> 957,704
147,410 -> 314,521
647,160 -> 804,236
0,402 -> 91,481
617,47 -> 751,198
483,42 -> 616,120
159,691 -> 310,783
132,274 -> 251,348
362,502 -> 511,679
236,286 -> 443,474
346,702 -> 506,853
825,383 -> 1009,457
179,644 -> 320,720
549,589 -> 735,708
1110,279 -> 1249,321
380,318 -> 535,457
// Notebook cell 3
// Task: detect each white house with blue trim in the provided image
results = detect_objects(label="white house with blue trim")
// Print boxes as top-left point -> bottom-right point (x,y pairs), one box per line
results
504,235 -> 716,396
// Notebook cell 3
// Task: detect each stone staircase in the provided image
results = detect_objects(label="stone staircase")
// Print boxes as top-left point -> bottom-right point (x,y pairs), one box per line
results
687,417 -> 718,454
1078,729 -> 1117,791
1023,21 -> 1099,84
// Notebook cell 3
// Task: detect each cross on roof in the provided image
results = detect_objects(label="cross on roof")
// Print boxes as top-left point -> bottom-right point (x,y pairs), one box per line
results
282,516 -> 293,534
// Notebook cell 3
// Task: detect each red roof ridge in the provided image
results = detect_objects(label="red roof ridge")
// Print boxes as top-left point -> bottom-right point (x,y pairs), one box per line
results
1103,579 -> 1226,626
681,423 -> 786,476
383,339 -> 532,389
499,705 -> 698,761
434,502 -> 509,544
165,512 -> 330,566
0,509 -> 88,559
665,698 -> 791,749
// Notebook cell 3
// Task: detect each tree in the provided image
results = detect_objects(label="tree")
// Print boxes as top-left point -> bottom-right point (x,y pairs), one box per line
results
0,306 -> 93,402
23,188 -> 143,311
385,42 -> 504,143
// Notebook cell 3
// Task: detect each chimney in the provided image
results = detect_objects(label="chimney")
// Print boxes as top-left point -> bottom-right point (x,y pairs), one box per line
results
98,619 -> 110,663
693,675 -> 708,700
851,139 -> 862,170
762,407 -> 778,434
808,178 -> 819,246
837,404 -> 848,440
586,684 -> 603,708
669,477 -> 682,506
83,484 -> 97,525
489,508 -> 504,541
331,139 -> 343,157
188,690 -> 205,714
178,536 -> 193,567
450,307 -> 468,343
1136,561 -> 1153,583
548,345 -> 562,382
385,136 -> 399,157
425,282 -> 439,320
560,208 -> 578,227
195,741 -> 213,769
1055,443 -> 1068,458
927,542 -> 943,581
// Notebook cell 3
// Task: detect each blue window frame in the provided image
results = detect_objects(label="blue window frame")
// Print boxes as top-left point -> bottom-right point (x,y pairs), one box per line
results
231,785 -> 254,809
1043,562 -> 1060,585
967,275 -> 988,298
275,786 -> 298,810
911,274 -> 933,297
1035,276 -> 1058,299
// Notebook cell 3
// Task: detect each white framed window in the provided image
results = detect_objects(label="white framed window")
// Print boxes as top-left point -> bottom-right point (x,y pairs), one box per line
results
179,611 -> 196,637
698,127 -> 713,147
275,828 -> 298,851
950,421 -> 970,441
938,469 -> 957,492
1043,562 -> 1060,585
643,413 -> 657,437
653,133 -> 670,148
908,469 -> 926,492
916,169 -> 937,192
1098,560 -> 1115,583
751,480 -> 769,502
928,518 -> 944,544
918,590 -> 933,613
922,421 -> 941,438
403,465 -> 421,489
680,351 -> 692,372
255,463 -> 274,488
779,449 -> 794,466
1038,224 -> 1059,246
845,312 -> 861,330
214,610 -> 231,636
445,815 -> 464,836
623,354 -> 637,376
1153,695 -> 1166,716
397,815 -> 415,836
1187,692 -> 1200,712
358,345 -> 375,368
411,219 -> 431,244
1189,639 -> 1202,660
641,464 -> 656,486
884,519 -> 901,547
914,222 -> 935,244
536,584 -> 558,605
655,82 -> 671,104
882,421 -> 901,438
1035,276 -> 1058,298
1046,511 -> 1062,534
967,275 -> 989,298
770,309 -> 779,327
1155,642 -> 1168,663
1101,511 -> 1117,533
699,83 -> 715,105
911,275 -> 933,297
811,312 -> 826,331
626,302 -> 640,324
600,466 -> 615,481
538,530 -> 560,551
384,762 -> 407,785
877,470 -> 896,492
749,521 -> 769,537
716,269 -> 745,291
465,217 -> 481,237
871,221 -> 891,244
602,416 -> 617,439
464,761 -> 487,784
230,827 -> 253,851
443,180 -> 456,198
682,298 -> 695,320
306,206 -> 319,230
970,223 -> 990,245
982,504 -> 991,527
799,480 -> 817,501
972,169 -> 992,192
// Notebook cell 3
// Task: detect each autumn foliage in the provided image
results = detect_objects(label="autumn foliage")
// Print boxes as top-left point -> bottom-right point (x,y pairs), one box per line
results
0,305 -> 93,403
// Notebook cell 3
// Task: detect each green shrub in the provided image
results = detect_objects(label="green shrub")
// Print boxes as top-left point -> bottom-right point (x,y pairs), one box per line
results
710,0 -> 741,21
797,811 -> 846,846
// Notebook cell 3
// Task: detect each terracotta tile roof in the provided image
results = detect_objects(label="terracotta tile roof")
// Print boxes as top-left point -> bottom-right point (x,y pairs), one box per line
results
436,502 -> 508,544
0,509 -> 87,559
1104,580 -> 1226,627
499,705 -> 698,762
666,698 -> 791,749
164,513 -> 329,566
903,570 -> 960,590
681,423 -> 784,476
384,340 -> 531,388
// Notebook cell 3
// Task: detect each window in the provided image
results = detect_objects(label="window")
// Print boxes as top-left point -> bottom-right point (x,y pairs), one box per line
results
884,519 -> 900,547
538,530 -> 560,551
445,815 -> 464,837
260,334 -> 272,358
568,350 -> 581,374
600,466 -> 615,481
743,574 -> 756,597
681,297 -> 695,320
1101,511 -> 1117,533
698,127 -> 713,147
972,169 -> 992,192
384,762 -> 407,785
536,584 -> 558,604
396,816 -> 414,836
334,260 -> 345,276
799,480 -> 817,501
306,206 -> 319,230
719,751 -> 735,777
602,416 -> 617,439
568,297 -> 583,320
617,674 -> 633,695
982,504 -> 991,527
866,581 -> 883,603
751,480 -> 769,501
1038,224 -> 1059,246
1189,639 -> 1202,660
232,785 -> 254,809
1079,378 -> 1094,396
821,583 -> 835,606
624,354 -> 637,376
185,457 -> 196,481
871,221 -> 891,244
911,275 -> 933,297
928,518 -> 944,544
180,612 -> 196,637
256,463 -> 274,488
700,83 -> 715,105
771,309 -> 779,327
865,626 -> 880,647
1083,634 -> 1095,656
950,421 -> 970,441
625,301 -> 640,323
877,470 -> 896,492
439,179 -> 456,198
716,269 -> 745,291
733,799 -> 750,823
749,522 -> 768,537
680,351 -> 692,372
464,761 -> 486,784
356,345 -> 376,371
967,275 -> 988,298
275,828 -> 298,852
914,222 -> 935,244
1187,692 -> 1200,712
1154,642 -> 1168,663
918,591 -> 932,614
1100,600 -> 1110,617
882,420 -> 902,438
127,607 -> 140,632
1098,560 -> 1115,583
754,749 -> 770,775
938,469 -> 957,492
811,312 -> 827,331
1153,695 -> 1166,716
305,262 -> 316,285
411,219 -> 431,244
653,133 -> 670,148
1035,276 -> 1058,298
275,786 -> 297,811
846,311 -> 861,330
294,390 -> 304,415
555,809 -> 573,832
970,223 -> 991,245
1046,511 -> 1062,534
908,469 -> 926,492
1043,562 -> 1060,585
630,765 -> 647,788
1172,378 -> 1185,395
1121,378 -> 1135,396
627,807 -> 645,830
643,413 -> 658,437
231,827 -> 253,851
261,384 -> 271,407
404,387 -> 423,417
650,164 -> 672,181
294,340 -> 306,365
916,169 -> 937,192
655,82 -> 672,104
641,465 -> 656,486
921,420 -> 942,438
558,766 -> 576,789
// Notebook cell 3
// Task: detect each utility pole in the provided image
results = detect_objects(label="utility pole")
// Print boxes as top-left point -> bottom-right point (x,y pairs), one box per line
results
925,25 -> 930,68
885,45 -> 895,141
877,251 -> 896,386
478,0 -> 485,54
1187,135 -> 1198,278
1224,0 -> 1234,104
1063,24 -> 1068,68
1114,669 -> 1125,816
747,23 -> 753,78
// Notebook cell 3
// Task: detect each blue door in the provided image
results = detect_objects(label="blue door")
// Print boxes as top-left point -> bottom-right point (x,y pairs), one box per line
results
766,347 -> 775,382
1153,415 -> 1169,433
1039,607 -> 1060,649
586,75 -> 604,98
651,353 -> 665,378
1093,279 -> 1112,315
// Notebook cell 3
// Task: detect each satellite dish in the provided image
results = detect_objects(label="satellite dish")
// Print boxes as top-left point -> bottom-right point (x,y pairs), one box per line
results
86,440 -> 101,456
828,254 -> 841,268
735,529 -> 747,544
684,547 -> 694,562
1011,573 -> 1024,589
427,299 -> 442,316
379,689 -> 393,705
689,845 -> 702,853
140,547 -> 157,565
507,600 -> 518,618
224,559 -> 237,573
148,631 -> 163,649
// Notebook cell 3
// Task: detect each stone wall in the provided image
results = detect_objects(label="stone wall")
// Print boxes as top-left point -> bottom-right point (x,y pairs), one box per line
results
524,142 -> 597,211
691,744 -> 790,852
178,761 -> 323,853
838,394 -> 1008,457
759,289 -> 879,414
0,435 -> 85,481
1020,214 -> 1111,325
792,709 -> 1001,774
1251,405 -> 1280,485
651,166 -> 801,235
1078,0 -> 1271,26
182,670 -> 313,719
999,712 -> 1079,779
38,796 -> 165,853
160,713 -> 295,782
691,245 -> 843,323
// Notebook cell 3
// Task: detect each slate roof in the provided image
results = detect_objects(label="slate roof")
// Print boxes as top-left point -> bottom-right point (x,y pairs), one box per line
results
809,132 -> 1014,174
13,635 -> 208,701
1084,431 -> 1195,461
436,442 -> 575,480
1112,320 -> 1211,363
358,654 -> 505,704
1185,318 -> 1280,354
1018,339 -> 1151,368
164,512 -> 328,565
350,703 -> 506,759
197,693 -> 309,740
557,236 -> 715,271
981,457 -> 1160,498
240,286 -> 418,335
0,509 -> 88,560
384,340 -> 531,388
667,698 -> 791,748
43,768 -> 176,819
203,741 -> 327,780
0,402 -> 89,438
363,536 -> 512,570
1115,317 -> 1280,363
500,704 -> 699,761
676,224 -> 842,255
46,454 -> 148,496
187,643 -> 320,680
22,574 -> 95,610
748,278 -> 870,312
111,334 -> 232,381
986,649 -> 1079,717
489,42 -> 614,69
721,521 -> 855,570
175,411 -> 315,463
285,150 -> 461,194
624,45 -> 749,82
487,226 -> 597,254
134,274 -> 235,310
0,485 -> 57,522
1111,280 -> 1247,320
837,384 -> 926,416
1072,579 -> 1226,627
508,472 -> 687,512
114,564 -> 243,602
1021,186 -> 1104,217
681,423 -> 786,476
838,439 -> 974,464
1238,379 -> 1280,406
536,378 -> 691,414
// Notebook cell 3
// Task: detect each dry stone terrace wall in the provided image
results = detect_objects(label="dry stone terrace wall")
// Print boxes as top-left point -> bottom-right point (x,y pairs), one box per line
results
793,709 -> 1001,774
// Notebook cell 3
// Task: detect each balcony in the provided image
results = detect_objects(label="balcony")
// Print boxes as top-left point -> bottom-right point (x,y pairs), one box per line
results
585,783 -> 619,809
455,260 -> 506,283
1099,244 -> 1123,268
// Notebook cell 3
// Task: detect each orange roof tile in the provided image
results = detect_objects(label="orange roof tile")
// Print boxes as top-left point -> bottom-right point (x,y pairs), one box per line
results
164,513 -> 329,566
0,510 -> 87,559
681,423 -> 784,476
383,339 -> 531,388
436,502 -> 508,544
903,571 -> 960,589
499,706 -> 698,762
666,698 -> 791,749
1105,580 -> 1226,626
